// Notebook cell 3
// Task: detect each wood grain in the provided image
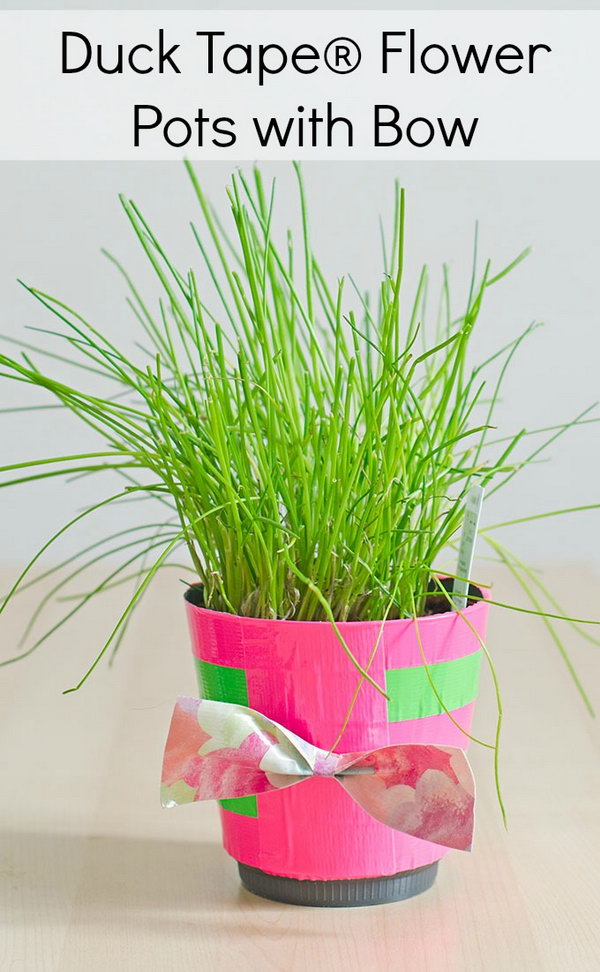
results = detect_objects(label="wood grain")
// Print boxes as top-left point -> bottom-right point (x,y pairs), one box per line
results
1,565 -> 599,971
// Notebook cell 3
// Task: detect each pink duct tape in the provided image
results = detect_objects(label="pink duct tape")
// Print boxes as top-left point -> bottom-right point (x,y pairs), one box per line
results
185,590 -> 489,881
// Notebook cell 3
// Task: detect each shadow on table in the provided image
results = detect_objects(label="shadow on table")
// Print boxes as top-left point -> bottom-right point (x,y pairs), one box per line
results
2,830 -> 247,921
3,829 -> 383,940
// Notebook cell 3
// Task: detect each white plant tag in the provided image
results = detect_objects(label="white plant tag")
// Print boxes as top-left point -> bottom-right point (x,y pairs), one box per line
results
452,484 -> 484,610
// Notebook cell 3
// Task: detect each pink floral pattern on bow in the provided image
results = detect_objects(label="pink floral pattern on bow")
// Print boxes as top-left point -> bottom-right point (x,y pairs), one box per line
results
161,697 -> 475,852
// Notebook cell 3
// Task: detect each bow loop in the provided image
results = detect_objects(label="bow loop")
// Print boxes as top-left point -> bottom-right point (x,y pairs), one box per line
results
161,697 -> 475,852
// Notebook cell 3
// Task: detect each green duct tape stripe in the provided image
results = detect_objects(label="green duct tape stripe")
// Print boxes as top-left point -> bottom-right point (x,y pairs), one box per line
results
194,658 -> 256,818
195,657 -> 249,706
220,796 -> 259,817
385,650 -> 482,722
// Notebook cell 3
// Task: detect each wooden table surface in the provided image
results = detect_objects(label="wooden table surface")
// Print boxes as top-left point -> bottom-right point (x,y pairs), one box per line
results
1,564 -> 599,971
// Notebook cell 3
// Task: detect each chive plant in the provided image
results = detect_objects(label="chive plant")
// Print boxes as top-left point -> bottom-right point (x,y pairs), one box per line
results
1,164 -> 598,768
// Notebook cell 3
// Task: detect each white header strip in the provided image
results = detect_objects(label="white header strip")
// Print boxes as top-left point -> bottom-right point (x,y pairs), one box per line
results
1,10 -> 599,160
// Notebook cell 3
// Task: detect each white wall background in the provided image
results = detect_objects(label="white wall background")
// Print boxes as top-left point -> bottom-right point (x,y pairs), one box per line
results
1,161 -> 598,571
1,0 -> 597,8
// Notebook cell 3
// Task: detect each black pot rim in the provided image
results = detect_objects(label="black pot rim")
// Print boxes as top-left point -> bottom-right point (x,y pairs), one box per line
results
237,860 -> 439,907
184,579 -> 487,626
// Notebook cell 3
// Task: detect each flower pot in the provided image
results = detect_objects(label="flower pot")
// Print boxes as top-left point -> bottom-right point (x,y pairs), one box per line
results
184,584 -> 489,907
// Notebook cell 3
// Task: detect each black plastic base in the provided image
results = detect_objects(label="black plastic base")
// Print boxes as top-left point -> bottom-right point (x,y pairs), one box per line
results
238,860 -> 439,907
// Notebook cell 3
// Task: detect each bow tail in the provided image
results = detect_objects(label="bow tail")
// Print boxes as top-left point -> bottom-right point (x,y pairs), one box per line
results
160,697 -> 310,807
161,753 -> 305,807
338,744 -> 475,852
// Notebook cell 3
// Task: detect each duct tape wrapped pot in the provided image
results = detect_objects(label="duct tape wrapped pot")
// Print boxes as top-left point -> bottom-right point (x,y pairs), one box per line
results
183,585 -> 489,907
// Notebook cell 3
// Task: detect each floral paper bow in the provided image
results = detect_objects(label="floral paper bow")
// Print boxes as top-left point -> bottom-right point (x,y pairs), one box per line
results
161,697 -> 475,851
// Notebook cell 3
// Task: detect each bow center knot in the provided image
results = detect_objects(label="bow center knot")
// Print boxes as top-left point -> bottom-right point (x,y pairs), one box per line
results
312,752 -> 341,777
